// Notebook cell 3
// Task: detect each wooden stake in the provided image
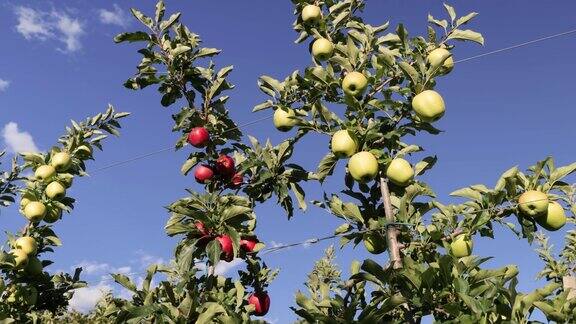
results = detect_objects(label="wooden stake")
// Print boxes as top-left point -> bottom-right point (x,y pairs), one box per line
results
380,177 -> 402,269
563,275 -> 576,300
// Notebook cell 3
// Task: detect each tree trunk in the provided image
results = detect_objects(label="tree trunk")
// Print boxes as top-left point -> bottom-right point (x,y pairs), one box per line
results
379,177 -> 402,269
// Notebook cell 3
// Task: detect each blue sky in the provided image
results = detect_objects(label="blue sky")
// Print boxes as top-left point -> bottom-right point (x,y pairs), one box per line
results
1,0 -> 576,322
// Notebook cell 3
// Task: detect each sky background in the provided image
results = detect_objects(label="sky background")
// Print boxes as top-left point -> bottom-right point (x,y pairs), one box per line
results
0,0 -> 575,322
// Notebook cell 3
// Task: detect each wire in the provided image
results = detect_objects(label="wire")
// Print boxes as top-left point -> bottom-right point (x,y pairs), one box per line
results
454,28 -> 576,64
86,27 -> 576,175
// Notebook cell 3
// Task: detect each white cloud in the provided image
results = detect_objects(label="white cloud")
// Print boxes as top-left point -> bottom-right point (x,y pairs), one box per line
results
52,12 -> 84,52
135,250 -> 165,268
2,122 -> 39,153
15,6 -> 52,40
0,79 -> 10,92
14,6 -> 84,53
195,258 -> 243,276
98,4 -> 128,27
69,281 -> 112,313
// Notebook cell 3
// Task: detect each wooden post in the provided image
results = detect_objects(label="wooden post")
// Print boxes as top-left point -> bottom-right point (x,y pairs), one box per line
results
380,177 -> 402,269
563,275 -> 576,300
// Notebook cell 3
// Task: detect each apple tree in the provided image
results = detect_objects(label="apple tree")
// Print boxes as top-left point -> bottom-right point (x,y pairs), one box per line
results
248,1 -> 576,322
0,106 -> 128,322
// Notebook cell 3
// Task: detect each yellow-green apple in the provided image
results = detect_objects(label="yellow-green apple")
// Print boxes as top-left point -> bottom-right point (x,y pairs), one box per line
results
217,235 -> 234,262
412,90 -> 445,122
342,72 -> 368,97
45,181 -> 66,200
386,158 -> 414,186
59,174 -> 74,188
216,155 -> 235,177
348,151 -> 378,183
248,292 -> 271,316
273,108 -> 297,132
194,165 -> 214,184
35,165 -> 56,182
20,193 -> 36,209
537,201 -> 567,231
14,236 -> 37,255
10,249 -> 29,268
312,38 -> 334,61
450,234 -> 473,258
301,4 -> 322,23
331,130 -> 357,158
50,152 -> 72,171
427,48 -> 454,73
23,201 -> 46,222
187,127 -> 210,148
25,257 -> 43,276
43,207 -> 62,224
363,234 -> 386,254
518,190 -> 548,217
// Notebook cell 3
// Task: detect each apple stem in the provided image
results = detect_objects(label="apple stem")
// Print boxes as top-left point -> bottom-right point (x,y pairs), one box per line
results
563,275 -> 576,300
379,177 -> 402,269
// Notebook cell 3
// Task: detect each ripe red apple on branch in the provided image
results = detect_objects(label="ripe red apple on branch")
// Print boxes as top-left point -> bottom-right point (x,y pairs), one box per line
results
248,291 -> 271,316
240,237 -> 259,252
187,127 -> 210,148
216,155 -> 235,177
194,165 -> 214,183
217,235 -> 234,262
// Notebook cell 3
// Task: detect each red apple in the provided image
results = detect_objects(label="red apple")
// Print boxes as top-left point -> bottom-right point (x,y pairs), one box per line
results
195,221 -> 209,237
240,237 -> 258,252
248,292 -> 271,316
217,235 -> 234,262
231,172 -> 244,187
194,165 -> 214,183
216,155 -> 235,176
187,127 -> 210,148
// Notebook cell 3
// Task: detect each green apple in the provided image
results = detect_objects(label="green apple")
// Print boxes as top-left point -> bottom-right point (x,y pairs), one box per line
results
537,201 -> 567,231
312,38 -> 334,61
23,201 -> 46,222
301,4 -> 322,23
518,190 -> 548,217
25,257 -> 43,276
427,48 -> 454,73
331,130 -> 357,158
45,181 -> 66,200
342,72 -> 368,97
10,249 -> 29,268
14,236 -> 37,255
58,174 -> 74,188
412,90 -> 445,122
450,234 -> 473,258
35,165 -> 56,182
386,158 -> 414,186
348,151 -> 379,183
363,233 -> 386,254
50,152 -> 72,171
44,207 -> 62,224
20,193 -> 37,209
273,108 -> 297,132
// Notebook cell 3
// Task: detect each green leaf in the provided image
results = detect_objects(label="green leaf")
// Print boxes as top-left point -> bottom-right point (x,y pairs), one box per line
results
171,45 -> 191,57
154,1 -> 165,23
196,47 -> 221,58
290,182 -> 307,211
253,100 -> 274,112
450,187 -> 482,201
180,157 -> 198,175
130,8 -> 154,29
315,153 -> 338,182
221,205 -> 252,221
112,274 -> 138,293
443,3 -> 456,23
414,156 -> 437,176
447,29 -> 484,45
398,62 -> 420,86
196,303 -> 226,324
114,32 -> 150,43
456,12 -> 478,27
159,12 -> 181,31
